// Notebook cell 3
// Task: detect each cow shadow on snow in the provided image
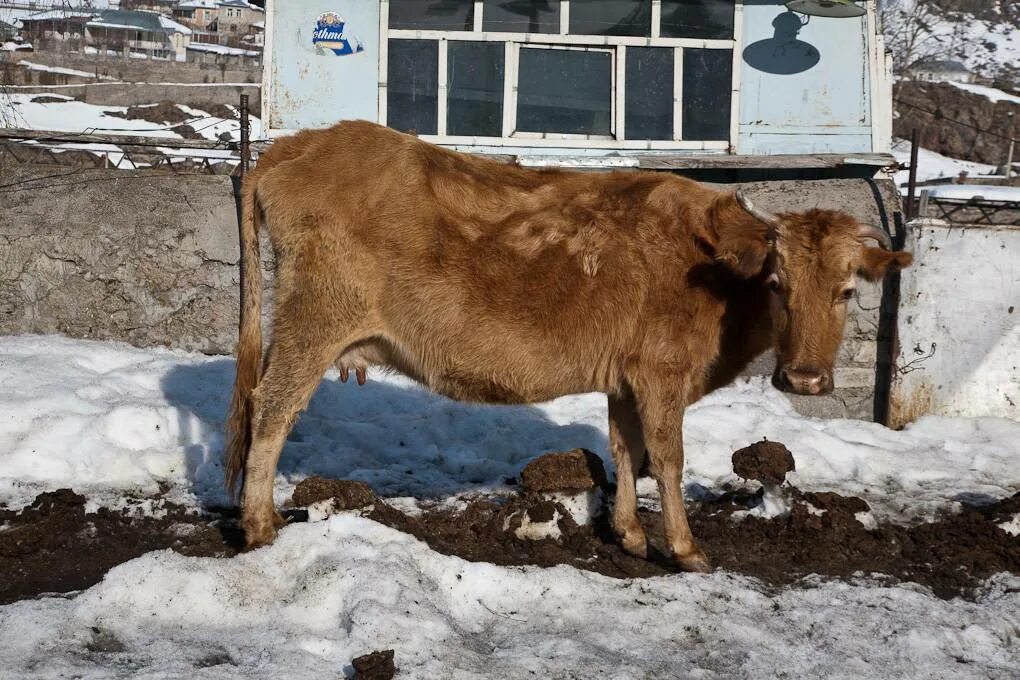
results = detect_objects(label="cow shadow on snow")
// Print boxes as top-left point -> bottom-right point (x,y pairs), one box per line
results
160,360 -> 608,509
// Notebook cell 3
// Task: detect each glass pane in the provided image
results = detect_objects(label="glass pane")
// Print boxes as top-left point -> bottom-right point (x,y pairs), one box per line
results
448,42 -> 505,137
682,48 -> 732,141
482,0 -> 560,33
569,0 -> 651,37
661,0 -> 735,39
517,48 -> 612,136
626,48 -> 673,141
389,0 -> 474,31
387,40 -> 439,135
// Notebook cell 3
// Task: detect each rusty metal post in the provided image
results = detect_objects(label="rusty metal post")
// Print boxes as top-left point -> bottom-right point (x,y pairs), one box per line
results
906,128 -> 919,219
239,93 -> 251,177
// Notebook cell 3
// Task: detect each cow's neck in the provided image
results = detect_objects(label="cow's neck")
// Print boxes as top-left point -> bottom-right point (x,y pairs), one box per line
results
704,271 -> 775,394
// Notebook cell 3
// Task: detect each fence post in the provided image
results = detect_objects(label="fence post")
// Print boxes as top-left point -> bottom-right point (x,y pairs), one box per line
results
239,93 -> 250,177
906,128 -> 919,219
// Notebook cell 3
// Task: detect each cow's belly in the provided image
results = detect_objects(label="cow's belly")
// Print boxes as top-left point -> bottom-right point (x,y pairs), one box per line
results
344,327 -> 604,405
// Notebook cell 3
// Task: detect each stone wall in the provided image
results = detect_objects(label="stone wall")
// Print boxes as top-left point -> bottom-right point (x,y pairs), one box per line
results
0,163 -> 902,420
5,51 -> 260,84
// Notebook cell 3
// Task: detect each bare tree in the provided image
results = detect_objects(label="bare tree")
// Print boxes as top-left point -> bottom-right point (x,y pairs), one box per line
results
878,0 -> 958,73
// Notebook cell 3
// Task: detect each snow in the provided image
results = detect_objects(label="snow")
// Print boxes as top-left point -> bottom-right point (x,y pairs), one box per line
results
0,336 -> 1017,521
921,184 -> 1020,202
0,334 -> 1017,677
1,92 -> 263,143
891,137 -> 999,188
949,81 -> 1020,106
158,15 -> 192,36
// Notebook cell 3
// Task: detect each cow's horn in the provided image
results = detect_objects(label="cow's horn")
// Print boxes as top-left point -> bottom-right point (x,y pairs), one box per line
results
857,225 -> 892,250
735,190 -> 781,229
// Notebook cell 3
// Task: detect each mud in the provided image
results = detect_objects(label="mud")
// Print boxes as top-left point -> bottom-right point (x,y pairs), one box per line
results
520,449 -> 609,493
103,101 -> 207,140
2,476 -> 1018,604
0,489 -> 239,605
731,440 -> 795,485
351,649 -> 396,680
292,476 -> 376,510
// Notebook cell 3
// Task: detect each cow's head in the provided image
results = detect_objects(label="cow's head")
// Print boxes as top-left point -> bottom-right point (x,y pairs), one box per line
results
708,191 -> 913,396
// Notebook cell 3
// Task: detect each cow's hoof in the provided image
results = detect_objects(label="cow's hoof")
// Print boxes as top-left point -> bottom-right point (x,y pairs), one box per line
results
241,515 -> 282,551
618,531 -> 648,559
673,547 -> 712,573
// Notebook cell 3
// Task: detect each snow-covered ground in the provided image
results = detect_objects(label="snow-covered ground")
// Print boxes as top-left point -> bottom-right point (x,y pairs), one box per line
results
0,335 -> 1018,678
1,92 -> 262,142
949,81 -> 1020,106
891,137 -> 1000,189
0,93 -> 260,167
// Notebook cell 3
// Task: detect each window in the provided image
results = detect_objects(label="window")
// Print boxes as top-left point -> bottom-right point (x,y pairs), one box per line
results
383,0 -> 738,149
447,41 -> 504,137
517,47 -> 612,136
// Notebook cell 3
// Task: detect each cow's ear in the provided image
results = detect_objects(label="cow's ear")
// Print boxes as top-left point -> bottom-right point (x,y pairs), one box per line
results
857,248 -> 913,282
706,193 -> 771,278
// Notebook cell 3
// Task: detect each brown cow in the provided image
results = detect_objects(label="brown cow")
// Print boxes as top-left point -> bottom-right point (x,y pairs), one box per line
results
225,121 -> 912,571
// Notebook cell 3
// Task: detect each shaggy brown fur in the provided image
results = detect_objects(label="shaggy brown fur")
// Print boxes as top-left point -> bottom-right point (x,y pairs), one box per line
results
225,121 -> 912,569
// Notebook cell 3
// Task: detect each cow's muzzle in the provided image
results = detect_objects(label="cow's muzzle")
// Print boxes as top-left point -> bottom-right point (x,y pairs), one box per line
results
773,366 -> 832,396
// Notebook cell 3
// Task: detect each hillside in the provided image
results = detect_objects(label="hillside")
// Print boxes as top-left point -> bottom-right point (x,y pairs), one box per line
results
881,0 -> 1019,173
894,81 -> 1020,168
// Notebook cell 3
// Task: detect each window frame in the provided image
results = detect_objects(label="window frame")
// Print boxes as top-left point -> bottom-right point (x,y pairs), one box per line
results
379,0 -> 742,151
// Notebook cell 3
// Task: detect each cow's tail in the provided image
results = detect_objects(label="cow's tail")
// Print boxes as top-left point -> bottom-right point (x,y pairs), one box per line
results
225,171 -> 263,499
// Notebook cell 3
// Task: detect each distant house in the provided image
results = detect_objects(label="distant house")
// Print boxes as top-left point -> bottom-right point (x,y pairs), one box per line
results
174,0 -> 263,44
906,60 -> 976,84
85,10 -> 193,61
17,9 -> 95,44
174,0 -> 219,32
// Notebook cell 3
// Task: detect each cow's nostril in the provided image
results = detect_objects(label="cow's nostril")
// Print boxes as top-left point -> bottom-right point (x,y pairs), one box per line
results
782,368 -> 827,395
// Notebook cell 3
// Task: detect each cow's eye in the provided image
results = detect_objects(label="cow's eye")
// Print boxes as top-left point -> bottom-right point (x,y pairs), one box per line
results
766,273 -> 781,291
839,287 -> 855,302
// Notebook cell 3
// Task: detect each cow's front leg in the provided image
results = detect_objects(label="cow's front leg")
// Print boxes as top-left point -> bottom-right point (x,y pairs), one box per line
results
634,373 -> 710,573
608,389 -> 648,558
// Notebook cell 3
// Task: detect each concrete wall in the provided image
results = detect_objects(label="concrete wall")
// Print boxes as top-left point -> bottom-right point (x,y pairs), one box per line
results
891,219 -> 1019,425
0,163 -> 899,419
9,51 -> 260,84
0,163 -> 251,354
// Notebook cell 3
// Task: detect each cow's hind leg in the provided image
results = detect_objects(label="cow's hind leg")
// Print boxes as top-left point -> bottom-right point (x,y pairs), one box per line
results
240,330 -> 341,549
608,389 -> 648,558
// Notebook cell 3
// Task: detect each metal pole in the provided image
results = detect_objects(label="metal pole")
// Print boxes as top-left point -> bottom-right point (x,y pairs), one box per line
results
239,93 -> 250,177
1005,111 -> 1015,179
906,128 -> 920,219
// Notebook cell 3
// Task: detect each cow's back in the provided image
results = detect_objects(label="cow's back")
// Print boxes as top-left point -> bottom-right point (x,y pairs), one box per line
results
253,121 -> 716,401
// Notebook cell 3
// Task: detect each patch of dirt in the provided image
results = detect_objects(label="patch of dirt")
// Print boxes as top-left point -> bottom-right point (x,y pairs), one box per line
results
103,100 -> 205,140
2,446 -> 1018,603
292,476 -> 376,510
351,649 -> 396,680
192,102 -> 238,120
31,95 -> 70,104
104,101 -> 192,125
0,489 -> 239,605
520,449 -> 609,493
732,440 -> 795,485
